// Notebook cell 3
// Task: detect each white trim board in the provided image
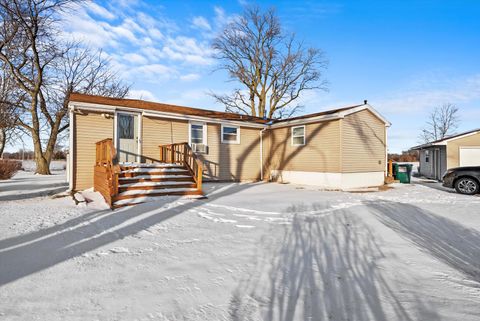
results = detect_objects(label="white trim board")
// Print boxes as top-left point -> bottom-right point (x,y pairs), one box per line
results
188,121 -> 208,146
221,124 -> 241,144
69,102 -> 266,129
115,111 -> 142,162
68,108 -> 75,191
69,101 -> 391,130
291,125 -> 306,146
270,170 -> 385,189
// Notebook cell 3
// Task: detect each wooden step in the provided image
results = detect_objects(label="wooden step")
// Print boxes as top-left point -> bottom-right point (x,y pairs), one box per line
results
118,176 -> 194,183
119,169 -> 191,178
119,182 -> 197,192
119,164 -> 185,171
113,188 -> 202,201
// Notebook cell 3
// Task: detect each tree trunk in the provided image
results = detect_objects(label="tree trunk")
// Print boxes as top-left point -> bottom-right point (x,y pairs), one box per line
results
0,129 -> 5,158
35,155 -> 50,175
32,129 -> 51,175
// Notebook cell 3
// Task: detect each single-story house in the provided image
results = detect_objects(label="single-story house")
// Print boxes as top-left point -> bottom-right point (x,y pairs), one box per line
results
411,129 -> 480,180
68,93 -> 390,207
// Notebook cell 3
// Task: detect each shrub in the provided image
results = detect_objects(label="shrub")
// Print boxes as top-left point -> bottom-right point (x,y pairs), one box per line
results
0,160 -> 22,180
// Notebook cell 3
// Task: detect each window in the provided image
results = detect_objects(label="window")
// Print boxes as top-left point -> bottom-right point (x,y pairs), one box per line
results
425,150 -> 430,163
189,122 -> 207,153
221,125 -> 240,144
291,125 -> 305,146
190,124 -> 204,144
118,114 -> 134,139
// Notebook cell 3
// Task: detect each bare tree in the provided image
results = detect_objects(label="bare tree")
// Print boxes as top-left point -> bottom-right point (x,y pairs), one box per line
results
211,6 -> 327,119
0,68 -> 24,157
0,0 -> 128,174
420,103 -> 460,143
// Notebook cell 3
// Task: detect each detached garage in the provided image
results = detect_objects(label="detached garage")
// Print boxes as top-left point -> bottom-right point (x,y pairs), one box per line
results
412,129 -> 480,180
459,147 -> 480,167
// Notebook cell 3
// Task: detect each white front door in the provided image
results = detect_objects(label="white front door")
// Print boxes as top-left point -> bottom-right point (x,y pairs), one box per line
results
117,113 -> 139,163
460,147 -> 480,167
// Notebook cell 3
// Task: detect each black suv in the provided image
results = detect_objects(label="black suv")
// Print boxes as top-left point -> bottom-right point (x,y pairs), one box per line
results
442,167 -> 480,195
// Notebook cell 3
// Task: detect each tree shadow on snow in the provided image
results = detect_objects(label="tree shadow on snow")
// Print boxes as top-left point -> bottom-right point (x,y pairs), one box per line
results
228,204 -> 441,321
366,200 -> 480,284
0,183 -> 253,287
0,182 -> 69,201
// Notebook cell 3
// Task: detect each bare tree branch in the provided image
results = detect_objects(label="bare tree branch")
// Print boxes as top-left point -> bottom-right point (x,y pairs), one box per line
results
0,0 -> 128,173
211,6 -> 328,119
419,103 -> 460,143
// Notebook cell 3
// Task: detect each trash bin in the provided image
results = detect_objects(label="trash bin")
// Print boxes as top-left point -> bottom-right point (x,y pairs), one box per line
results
393,163 -> 413,184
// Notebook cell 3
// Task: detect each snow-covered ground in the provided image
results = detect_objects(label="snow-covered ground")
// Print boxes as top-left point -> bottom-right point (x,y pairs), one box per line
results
1,172 -> 480,320
21,160 -> 66,172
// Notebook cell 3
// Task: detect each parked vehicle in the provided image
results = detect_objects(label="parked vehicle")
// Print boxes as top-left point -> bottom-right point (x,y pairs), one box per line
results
442,167 -> 480,195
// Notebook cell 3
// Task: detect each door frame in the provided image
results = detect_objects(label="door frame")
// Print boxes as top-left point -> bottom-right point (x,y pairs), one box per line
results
433,148 -> 441,180
114,110 -> 142,163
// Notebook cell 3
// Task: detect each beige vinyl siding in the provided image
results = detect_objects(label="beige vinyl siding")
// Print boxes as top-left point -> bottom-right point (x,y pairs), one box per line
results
446,132 -> 480,169
74,112 -> 113,190
267,120 -> 342,173
141,115 -> 262,181
203,124 -> 261,181
341,109 -> 386,173
141,116 -> 188,163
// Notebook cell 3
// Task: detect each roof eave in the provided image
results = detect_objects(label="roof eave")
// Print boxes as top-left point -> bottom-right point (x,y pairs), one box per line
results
69,101 -> 267,128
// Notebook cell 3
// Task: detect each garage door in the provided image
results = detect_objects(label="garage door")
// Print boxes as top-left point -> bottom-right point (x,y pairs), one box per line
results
459,147 -> 480,166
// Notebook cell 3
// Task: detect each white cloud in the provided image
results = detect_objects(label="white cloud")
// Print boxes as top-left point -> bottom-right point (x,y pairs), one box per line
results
180,73 -> 201,81
374,74 -> 480,114
214,6 -> 227,26
147,28 -> 164,40
165,88 -> 219,108
192,16 -> 211,31
128,89 -> 158,101
124,64 -> 177,83
60,1 -> 216,69
85,2 -> 116,20
163,36 -> 214,65
123,53 -> 149,64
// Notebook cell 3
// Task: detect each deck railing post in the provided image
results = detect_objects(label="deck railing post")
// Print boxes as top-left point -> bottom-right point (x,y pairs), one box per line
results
196,160 -> 203,192
94,138 -> 120,209
183,143 -> 187,167
159,142 -> 203,195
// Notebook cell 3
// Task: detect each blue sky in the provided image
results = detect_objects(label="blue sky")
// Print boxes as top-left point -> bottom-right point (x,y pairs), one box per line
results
55,0 -> 480,153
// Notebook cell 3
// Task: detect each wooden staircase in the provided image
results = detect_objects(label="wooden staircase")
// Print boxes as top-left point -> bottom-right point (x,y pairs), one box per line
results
94,140 -> 203,208
114,163 -> 202,207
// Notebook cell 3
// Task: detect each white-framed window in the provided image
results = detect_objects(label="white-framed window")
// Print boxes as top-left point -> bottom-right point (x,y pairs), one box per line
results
189,121 -> 207,153
425,150 -> 430,163
221,125 -> 240,144
291,125 -> 306,146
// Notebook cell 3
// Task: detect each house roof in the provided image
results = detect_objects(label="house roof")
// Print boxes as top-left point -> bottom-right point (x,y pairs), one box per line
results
411,128 -> 480,150
273,105 -> 364,123
68,93 -> 269,124
68,93 -> 389,127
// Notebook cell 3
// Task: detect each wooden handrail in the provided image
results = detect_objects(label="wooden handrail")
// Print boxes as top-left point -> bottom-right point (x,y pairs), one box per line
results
159,142 -> 203,193
94,138 -> 120,207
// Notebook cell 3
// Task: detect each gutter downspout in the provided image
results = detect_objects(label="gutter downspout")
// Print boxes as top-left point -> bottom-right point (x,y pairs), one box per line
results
68,105 -> 75,191
260,121 -> 274,181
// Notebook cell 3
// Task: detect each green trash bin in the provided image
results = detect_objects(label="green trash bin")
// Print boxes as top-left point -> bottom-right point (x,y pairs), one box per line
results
393,163 -> 413,184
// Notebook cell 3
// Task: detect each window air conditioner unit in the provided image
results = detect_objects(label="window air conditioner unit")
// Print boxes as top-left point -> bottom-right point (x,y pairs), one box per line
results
192,143 -> 207,153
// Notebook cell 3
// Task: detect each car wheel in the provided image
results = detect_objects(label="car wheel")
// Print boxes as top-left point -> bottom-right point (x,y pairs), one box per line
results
454,177 -> 480,195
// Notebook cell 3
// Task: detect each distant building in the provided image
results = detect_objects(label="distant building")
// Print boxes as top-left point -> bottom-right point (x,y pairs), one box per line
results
411,129 -> 480,180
